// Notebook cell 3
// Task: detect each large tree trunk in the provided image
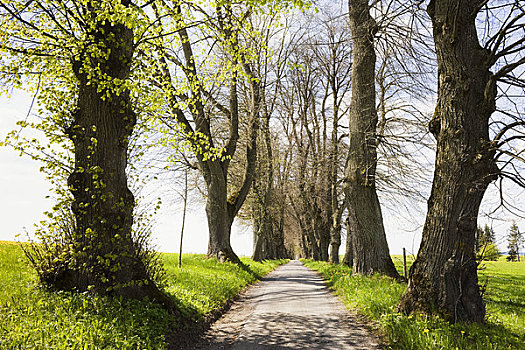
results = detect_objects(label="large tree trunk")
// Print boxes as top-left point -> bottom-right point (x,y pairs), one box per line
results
343,0 -> 400,278
59,1 -> 176,312
252,226 -> 266,261
205,165 -> 240,263
398,0 -> 498,323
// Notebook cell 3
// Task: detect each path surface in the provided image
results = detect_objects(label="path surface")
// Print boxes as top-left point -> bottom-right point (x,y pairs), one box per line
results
187,260 -> 380,349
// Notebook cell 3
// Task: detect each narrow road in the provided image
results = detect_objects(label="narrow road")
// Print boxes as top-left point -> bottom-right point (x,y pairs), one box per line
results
189,260 -> 380,349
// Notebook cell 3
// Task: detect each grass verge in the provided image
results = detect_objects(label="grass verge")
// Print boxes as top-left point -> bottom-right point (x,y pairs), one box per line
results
303,259 -> 525,350
0,241 -> 285,349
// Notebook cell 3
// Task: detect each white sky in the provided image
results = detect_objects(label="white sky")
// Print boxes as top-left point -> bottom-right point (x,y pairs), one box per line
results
0,90 -> 522,257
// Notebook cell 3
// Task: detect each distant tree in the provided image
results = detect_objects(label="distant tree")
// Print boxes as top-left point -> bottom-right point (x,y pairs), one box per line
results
507,223 -> 522,262
477,242 -> 500,261
475,225 -> 496,258
249,12 -> 292,262
271,10 -> 351,262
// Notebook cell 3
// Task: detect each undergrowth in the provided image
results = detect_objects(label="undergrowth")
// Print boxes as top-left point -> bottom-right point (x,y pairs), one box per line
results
0,241 -> 285,349
303,259 -> 525,350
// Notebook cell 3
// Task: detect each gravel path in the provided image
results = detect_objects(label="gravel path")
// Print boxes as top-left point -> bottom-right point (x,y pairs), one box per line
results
184,260 -> 380,349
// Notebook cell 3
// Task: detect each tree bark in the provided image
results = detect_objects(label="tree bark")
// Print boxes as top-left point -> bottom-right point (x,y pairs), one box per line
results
328,221 -> 341,264
313,202 -> 331,261
252,105 -> 288,261
59,0 -> 176,312
343,0 -> 400,278
342,216 -> 354,267
398,0 -> 499,323
205,166 -> 239,263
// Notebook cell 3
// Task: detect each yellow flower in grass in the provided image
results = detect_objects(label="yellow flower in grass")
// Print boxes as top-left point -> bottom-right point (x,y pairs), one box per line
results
423,328 -> 430,334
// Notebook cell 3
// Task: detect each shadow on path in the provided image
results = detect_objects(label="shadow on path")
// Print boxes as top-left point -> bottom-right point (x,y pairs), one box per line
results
186,260 -> 380,350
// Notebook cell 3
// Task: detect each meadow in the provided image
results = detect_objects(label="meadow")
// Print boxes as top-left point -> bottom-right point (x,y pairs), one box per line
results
0,241 -> 285,349
304,256 -> 525,349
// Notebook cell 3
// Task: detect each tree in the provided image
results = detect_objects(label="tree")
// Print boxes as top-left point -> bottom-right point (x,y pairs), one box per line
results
149,1 -> 271,263
0,0 -> 176,311
268,9 -> 353,262
399,0 -> 525,323
337,0 -> 434,268
475,224 -> 497,259
310,12 -> 352,264
341,215 -> 354,267
257,3 -> 431,263
343,0 -> 400,278
247,12 -> 292,261
507,222 -> 523,262
476,225 -> 496,245
477,242 -> 500,261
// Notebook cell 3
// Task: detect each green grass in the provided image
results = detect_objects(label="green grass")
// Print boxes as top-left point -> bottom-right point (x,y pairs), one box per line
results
0,241 -> 285,349
303,258 -> 525,349
478,260 -> 525,338
161,253 -> 285,324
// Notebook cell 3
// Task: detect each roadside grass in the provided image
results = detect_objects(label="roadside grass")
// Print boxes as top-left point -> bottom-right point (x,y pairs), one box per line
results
303,259 -> 525,349
162,253 -> 284,324
0,241 -> 285,349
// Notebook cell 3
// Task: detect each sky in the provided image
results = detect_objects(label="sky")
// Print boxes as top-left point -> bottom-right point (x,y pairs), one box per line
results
0,90 -> 522,257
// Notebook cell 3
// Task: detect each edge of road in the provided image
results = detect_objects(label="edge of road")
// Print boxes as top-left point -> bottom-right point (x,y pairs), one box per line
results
166,260 -> 291,350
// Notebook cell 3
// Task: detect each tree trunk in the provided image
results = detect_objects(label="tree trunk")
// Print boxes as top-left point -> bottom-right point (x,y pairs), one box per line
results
274,214 -> 289,259
343,0 -> 400,279
253,223 -> 288,261
398,0 -> 498,323
206,166 -> 240,263
252,107 -> 288,261
329,221 -> 341,264
252,227 -> 266,261
313,205 -> 331,261
58,1 -> 177,313
204,66 -> 259,264
252,198 -> 274,261
342,217 -> 354,267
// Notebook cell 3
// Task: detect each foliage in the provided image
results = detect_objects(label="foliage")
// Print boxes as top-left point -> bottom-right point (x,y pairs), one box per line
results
476,225 -> 495,248
0,242 -> 286,349
0,242 -> 172,349
20,197 -> 167,293
477,242 -> 501,261
475,225 -> 499,261
303,259 -> 525,349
